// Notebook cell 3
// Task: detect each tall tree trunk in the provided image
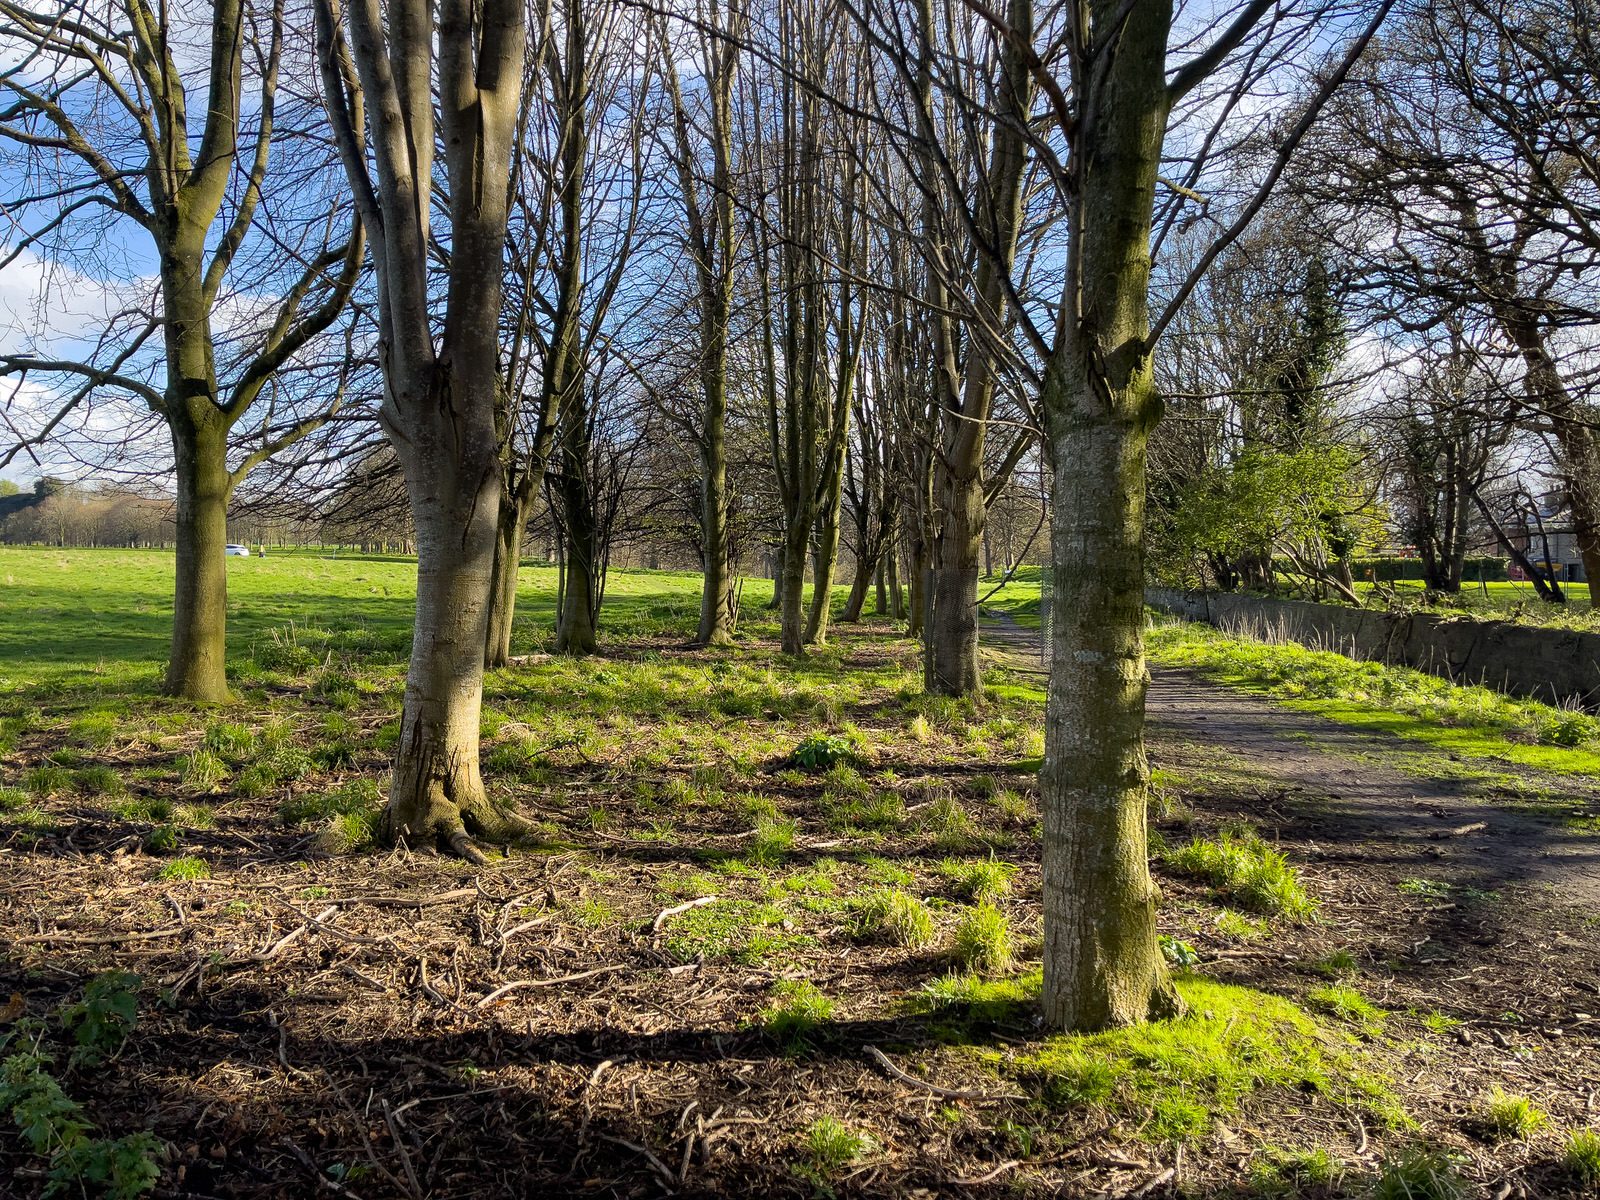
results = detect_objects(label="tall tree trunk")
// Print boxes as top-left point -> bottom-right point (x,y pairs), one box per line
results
766,542 -> 784,608
698,424 -> 735,644
874,558 -> 888,616
1553,423 -> 1600,603
927,471 -> 983,695
779,516 -> 810,655
484,480 -> 530,667
555,414 -> 599,655
842,540 -> 879,623
166,420 -> 233,703
1039,0 -> 1179,1032
805,482 -> 844,644
388,435 -> 518,855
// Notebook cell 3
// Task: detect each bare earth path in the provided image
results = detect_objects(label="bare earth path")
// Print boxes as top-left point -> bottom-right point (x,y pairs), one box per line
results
982,612 -> 1600,910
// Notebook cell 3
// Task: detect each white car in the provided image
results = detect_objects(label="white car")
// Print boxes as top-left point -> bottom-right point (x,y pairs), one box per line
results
224,544 -> 251,557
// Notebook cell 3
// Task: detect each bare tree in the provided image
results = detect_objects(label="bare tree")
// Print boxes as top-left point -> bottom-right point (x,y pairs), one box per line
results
315,0 -> 531,856
0,0 -> 363,701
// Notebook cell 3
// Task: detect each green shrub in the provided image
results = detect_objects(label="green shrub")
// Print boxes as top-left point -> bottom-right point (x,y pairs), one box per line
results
1163,830 -> 1317,919
59,972 -> 140,1067
849,888 -> 935,948
792,732 -> 857,772
0,1050 -> 161,1199
952,902 -> 1014,974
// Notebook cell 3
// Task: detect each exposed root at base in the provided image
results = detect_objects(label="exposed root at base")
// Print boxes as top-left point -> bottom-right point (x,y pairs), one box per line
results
383,798 -> 537,865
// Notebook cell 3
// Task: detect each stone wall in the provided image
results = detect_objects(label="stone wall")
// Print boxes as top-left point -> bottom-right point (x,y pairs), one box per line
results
1146,588 -> 1600,708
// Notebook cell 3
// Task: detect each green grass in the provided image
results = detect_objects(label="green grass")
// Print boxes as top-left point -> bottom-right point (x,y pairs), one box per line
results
759,980 -> 835,1049
849,888 -> 936,948
157,856 -> 210,881
1482,1088 -> 1548,1140
1162,829 -> 1318,919
951,902 -> 1014,974
1565,1130 -> 1600,1186
1370,1147 -> 1465,1200
1249,1146 -> 1342,1194
938,857 -> 1016,902
1306,984 -> 1385,1034
801,1116 -> 873,1173
1006,977 -> 1403,1143
1147,617 -> 1600,779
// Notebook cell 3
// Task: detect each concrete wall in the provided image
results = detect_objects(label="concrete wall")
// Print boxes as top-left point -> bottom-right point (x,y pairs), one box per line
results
1146,588 -> 1600,708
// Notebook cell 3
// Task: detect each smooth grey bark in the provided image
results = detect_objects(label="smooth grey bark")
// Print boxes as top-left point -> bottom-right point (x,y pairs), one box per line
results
317,0 -> 530,858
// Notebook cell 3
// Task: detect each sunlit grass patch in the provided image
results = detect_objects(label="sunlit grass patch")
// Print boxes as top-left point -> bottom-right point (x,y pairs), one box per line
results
1006,978 -> 1404,1143
938,857 -> 1016,903
848,888 -> 935,948
1482,1087 -> 1548,1140
658,898 -> 811,965
760,979 -> 835,1050
1307,984 -> 1385,1035
951,902 -> 1014,974
1163,829 -> 1318,919
1146,616 -> 1600,779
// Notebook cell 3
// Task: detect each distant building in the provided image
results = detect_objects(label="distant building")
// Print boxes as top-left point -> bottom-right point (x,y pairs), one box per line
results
1502,491 -> 1587,583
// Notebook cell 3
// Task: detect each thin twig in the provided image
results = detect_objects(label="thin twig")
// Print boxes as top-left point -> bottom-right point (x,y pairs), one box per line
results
477,964 -> 626,1006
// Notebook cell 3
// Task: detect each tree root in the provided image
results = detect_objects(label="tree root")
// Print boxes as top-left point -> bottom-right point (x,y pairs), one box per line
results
384,794 -> 536,864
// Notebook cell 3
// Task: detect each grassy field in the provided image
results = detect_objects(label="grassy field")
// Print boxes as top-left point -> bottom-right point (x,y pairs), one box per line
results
0,546 -> 783,693
0,548 -> 1596,1198
1352,579 -> 1599,627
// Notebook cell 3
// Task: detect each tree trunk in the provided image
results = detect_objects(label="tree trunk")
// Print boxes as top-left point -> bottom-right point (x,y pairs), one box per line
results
779,516 -> 809,655
1038,0 -> 1179,1032
767,542 -> 784,609
874,558 -> 888,616
1555,426 -> 1600,604
886,547 -> 904,619
805,490 -> 844,644
842,543 -> 878,623
927,471 -> 984,695
905,534 -> 926,638
388,457 -> 519,856
698,428 -> 735,644
484,483 -> 528,668
166,421 -> 233,703
1041,364 -> 1180,1031
555,422 -> 600,655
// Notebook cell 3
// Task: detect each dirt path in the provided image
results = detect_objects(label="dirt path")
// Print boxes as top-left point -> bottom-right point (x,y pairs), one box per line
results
982,613 -> 1600,909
